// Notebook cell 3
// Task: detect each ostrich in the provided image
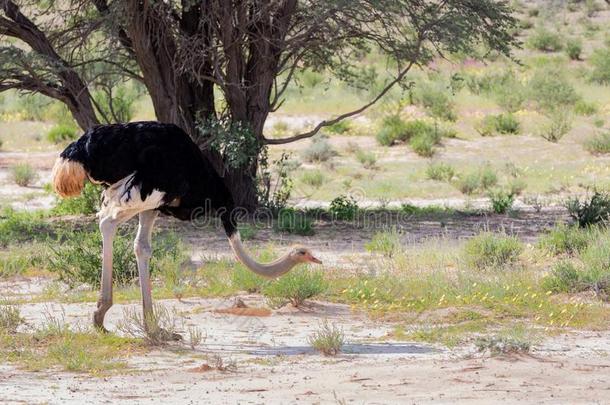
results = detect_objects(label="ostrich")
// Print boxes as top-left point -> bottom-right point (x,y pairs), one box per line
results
52,121 -> 322,332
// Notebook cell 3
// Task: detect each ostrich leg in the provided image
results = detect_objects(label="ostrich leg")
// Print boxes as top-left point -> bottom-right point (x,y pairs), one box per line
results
134,210 -> 182,340
134,210 -> 158,321
94,210 -> 138,331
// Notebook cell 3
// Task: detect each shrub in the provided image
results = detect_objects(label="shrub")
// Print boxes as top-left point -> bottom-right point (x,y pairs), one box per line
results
365,227 -> 402,258
355,150 -> 377,169
538,110 -> 572,142
302,135 -> 335,163
308,320 -> 345,356
527,27 -> 563,52
47,230 -> 185,287
262,268 -> 326,307
117,303 -> 181,345
488,190 -> 515,214
543,261 -> 583,293
11,163 -> 38,187
46,124 -> 78,144
529,68 -> 579,112
376,115 -> 409,146
584,131 -> 610,154
475,335 -> 531,355
52,182 -> 102,215
414,81 -> 456,121
566,192 -> 610,227
464,232 -> 523,270
476,113 -> 520,136
409,133 -> 436,157
0,303 -> 23,334
300,170 -> 326,188
574,100 -> 598,116
479,165 -> 498,189
538,224 -> 591,255
426,162 -> 455,182
0,208 -> 48,247
275,208 -> 314,235
590,47 -> 610,84
455,172 -> 481,195
329,195 -> 358,220
565,38 -> 582,60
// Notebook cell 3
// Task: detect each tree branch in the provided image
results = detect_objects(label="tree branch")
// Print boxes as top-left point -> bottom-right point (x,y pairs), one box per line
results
264,60 -> 416,145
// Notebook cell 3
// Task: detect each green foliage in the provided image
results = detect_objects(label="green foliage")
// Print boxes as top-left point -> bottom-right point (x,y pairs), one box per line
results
355,149 -> 377,169
329,195 -> 358,220
475,334 -> 531,355
365,227 -> 402,257
376,115 -> 411,146
584,131 -> 610,154
52,182 -> 101,215
456,172 -> 481,195
0,303 -> 23,334
413,81 -> 456,121
565,38 -> 582,60
11,163 -> 37,187
480,165 -> 499,189
258,152 -> 294,212
426,161 -> 455,182
0,208 -> 47,247
93,84 -> 139,123
527,27 -> 563,52
589,47 -> 610,84
300,170 -> 326,188
476,113 -> 520,136
488,190 -> 515,214
275,208 -> 314,235
464,232 -> 523,270
231,249 -> 276,293
566,192 -> 610,227
46,124 -> 78,144
538,110 -> 572,143
574,100 -> 598,116
202,118 -> 260,169
308,320 -> 345,356
538,224 -> 591,256
263,268 -> 327,307
543,260 -> 582,293
528,68 -> 580,113
302,134 -> 335,163
47,230 -> 185,288
465,69 -> 526,112
410,130 -> 439,157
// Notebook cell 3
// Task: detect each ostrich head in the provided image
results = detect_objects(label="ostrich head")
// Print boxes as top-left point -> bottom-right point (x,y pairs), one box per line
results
288,246 -> 323,264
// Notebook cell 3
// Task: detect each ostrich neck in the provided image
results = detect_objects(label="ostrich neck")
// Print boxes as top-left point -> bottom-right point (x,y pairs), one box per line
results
228,233 -> 297,278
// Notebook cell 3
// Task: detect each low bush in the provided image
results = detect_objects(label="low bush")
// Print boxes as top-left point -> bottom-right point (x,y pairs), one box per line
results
589,47 -> 610,85
47,230 -> 185,287
479,165 -> 498,189
574,100 -> 598,116
475,334 -> 531,355
538,110 -> 572,143
329,195 -> 358,220
0,303 -> 23,334
543,261 -> 583,293
11,163 -> 38,187
463,232 -> 523,270
413,82 -> 456,121
52,182 -> 102,215
409,132 -> 436,157
46,124 -> 78,144
308,320 -> 345,356
488,190 -> 515,214
302,135 -> 335,163
584,131 -> 610,154
355,150 -> 377,169
365,227 -> 402,258
426,162 -> 455,182
528,68 -> 579,113
263,268 -> 326,307
565,38 -> 582,61
476,113 -> 520,136
527,27 -> 563,52
376,115 -> 409,146
455,172 -> 480,195
538,224 -> 592,255
325,120 -> 351,135
0,208 -> 48,247
300,170 -> 326,189
566,192 -> 610,227
275,208 -> 314,235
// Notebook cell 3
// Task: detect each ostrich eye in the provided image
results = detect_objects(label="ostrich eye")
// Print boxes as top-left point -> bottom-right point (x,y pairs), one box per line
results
298,250 -> 306,255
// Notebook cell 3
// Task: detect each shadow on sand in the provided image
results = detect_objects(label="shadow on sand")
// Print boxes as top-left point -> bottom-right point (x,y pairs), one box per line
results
249,342 -> 438,356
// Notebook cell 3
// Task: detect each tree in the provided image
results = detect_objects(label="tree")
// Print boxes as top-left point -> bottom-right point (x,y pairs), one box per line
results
0,0 -> 517,209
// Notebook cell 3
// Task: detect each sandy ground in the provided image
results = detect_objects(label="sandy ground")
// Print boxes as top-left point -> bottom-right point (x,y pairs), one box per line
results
0,294 -> 609,404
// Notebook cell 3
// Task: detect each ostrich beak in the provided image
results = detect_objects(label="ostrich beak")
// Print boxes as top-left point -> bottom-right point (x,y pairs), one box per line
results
309,255 -> 322,264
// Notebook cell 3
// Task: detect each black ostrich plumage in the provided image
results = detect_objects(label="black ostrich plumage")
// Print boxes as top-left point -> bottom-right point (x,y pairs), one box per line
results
60,121 -> 236,235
